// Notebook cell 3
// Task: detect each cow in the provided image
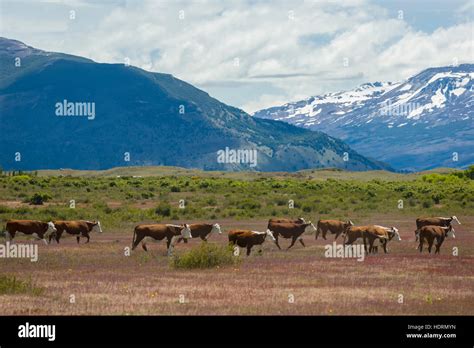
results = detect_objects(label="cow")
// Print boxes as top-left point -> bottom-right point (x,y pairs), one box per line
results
268,218 -> 306,226
267,221 -> 317,250
228,229 -> 276,256
415,216 -> 461,242
366,225 -> 401,254
49,220 -> 102,244
418,225 -> 455,254
5,219 -> 57,245
177,223 -> 222,243
343,225 -> 371,253
315,219 -> 354,240
131,224 -> 192,256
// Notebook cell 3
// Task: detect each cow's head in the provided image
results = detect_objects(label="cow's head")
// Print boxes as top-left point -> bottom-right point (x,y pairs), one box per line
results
211,223 -> 222,235
265,229 -> 276,242
388,227 -> 401,241
44,221 -> 57,241
451,216 -> 461,225
341,222 -> 354,238
91,221 -> 103,233
445,225 -> 455,239
305,221 -> 317,233
181,224 -> 192,239
297,217 -> 306,224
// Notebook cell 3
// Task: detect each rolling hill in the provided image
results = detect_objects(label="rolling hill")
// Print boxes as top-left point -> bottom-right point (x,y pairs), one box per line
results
0,38 -> 390,172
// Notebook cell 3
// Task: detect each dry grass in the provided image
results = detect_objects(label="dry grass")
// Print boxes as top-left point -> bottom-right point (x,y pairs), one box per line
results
0,214 -> 473,315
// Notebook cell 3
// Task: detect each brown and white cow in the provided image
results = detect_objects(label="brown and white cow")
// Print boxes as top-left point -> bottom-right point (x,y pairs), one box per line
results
131,223 -> 192,256
228,229 -> 276,256
415,216 -> 461,241
315,219 -> 354,240
366,225 -> 401,254
267,221 -> 316,250
344,225 -> 400,254
5,219 -> 57,245
418,225 -> 455,254
49,220 -> 102,244
177,223 -> 222,243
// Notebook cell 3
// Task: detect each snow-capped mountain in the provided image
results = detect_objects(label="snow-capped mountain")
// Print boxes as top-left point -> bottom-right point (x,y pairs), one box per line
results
253,64 -> 474,171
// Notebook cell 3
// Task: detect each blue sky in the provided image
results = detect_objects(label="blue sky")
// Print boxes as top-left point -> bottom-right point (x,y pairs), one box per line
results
1,0 -> 472,112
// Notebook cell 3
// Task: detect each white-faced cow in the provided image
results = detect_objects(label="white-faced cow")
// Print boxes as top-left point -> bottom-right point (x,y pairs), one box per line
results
177,223 -> 222,243
366,225 -> 401,254
131,224 -> 192,256
415,216 -> 461,241
315,219 -> 354,240
267,221 -> 317,250
5,219 -> 57,245
418,225 -> 455,254
50,220 -> 102,244
228,229 -> 276,256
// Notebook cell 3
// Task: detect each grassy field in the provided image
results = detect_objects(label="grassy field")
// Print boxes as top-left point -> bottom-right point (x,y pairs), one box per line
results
0,166 -> 473,315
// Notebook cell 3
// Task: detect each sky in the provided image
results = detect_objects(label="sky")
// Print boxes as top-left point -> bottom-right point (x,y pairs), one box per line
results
1,0 -> 473,113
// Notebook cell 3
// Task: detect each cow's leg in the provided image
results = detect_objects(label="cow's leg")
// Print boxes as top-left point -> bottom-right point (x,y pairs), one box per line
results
368,239 -> 374,254
287,237 -> 297,250
246,246 -> 252,256
334,231 -> 341,241
315,227 -> 321,240
76,236 -> 80,244
84,233 -> 90,244
132,234 -> 145,251
382,240 -> 388,254
428,239 -> 434,253
322,229 -> 327,240
418,238 -> 423,253
435,238 -> 444,254
298,237 -> 306,247
363,236 -> 369,254
274,235 -> 282,250
201,236 -> 207,242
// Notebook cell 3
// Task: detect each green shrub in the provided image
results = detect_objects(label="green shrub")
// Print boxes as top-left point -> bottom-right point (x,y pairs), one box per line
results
25,192 -> 52,205
0,275 -> 43,295
170,243 -> 239,269
155,203 -> 171,217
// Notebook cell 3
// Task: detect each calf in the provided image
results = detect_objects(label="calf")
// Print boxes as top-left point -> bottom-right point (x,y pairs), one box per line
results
131,224 -> 192,256
267,221 -> 317,250
415,216 -> 461,241
418,225 -> 455,254
50,220 -> 102,244
177,223 -> 222,243
228,229 -> 276,256
5,219 -> 57,245
316,219 -> 354,240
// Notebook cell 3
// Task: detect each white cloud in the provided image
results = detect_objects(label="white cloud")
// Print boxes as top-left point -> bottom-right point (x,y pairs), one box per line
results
1,0 -> 472,113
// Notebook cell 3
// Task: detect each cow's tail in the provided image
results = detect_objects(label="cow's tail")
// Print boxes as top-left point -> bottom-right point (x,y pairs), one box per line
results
315,221 -> 321,240
131,227 -> 138,250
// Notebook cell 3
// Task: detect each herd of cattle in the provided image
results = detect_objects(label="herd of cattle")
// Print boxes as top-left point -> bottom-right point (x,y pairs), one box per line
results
2,215 -> 461,256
